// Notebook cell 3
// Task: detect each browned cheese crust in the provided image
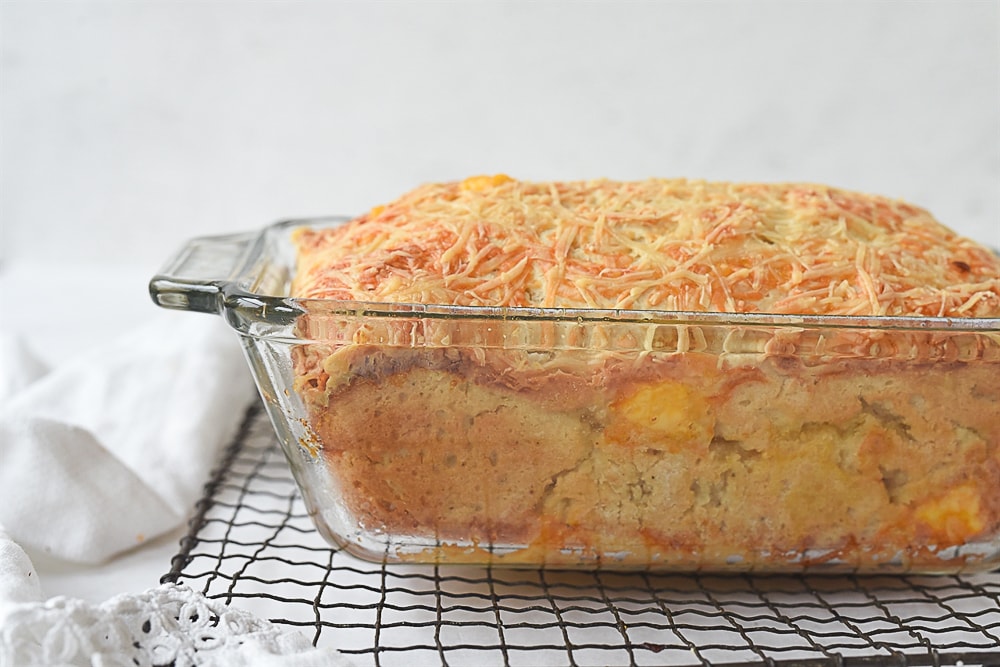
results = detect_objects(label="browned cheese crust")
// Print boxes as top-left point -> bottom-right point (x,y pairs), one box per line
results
290,177 -> 1000,571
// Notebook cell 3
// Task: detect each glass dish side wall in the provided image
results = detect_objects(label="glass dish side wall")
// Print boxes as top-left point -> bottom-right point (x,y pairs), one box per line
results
150,219 -> 1000,573
240,306 -> 1000,574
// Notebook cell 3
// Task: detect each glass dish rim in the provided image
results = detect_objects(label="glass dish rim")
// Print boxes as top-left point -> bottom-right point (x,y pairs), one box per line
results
225,290 -> 1000,332
152,216 -> 1000,335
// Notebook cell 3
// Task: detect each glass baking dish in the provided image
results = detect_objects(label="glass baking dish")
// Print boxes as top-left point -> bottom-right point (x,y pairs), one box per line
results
150,217 -> 1000,574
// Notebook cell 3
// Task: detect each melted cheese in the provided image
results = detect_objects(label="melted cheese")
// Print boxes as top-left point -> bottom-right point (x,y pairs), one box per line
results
291,176 -> 1000,317
914,484 -> 986,544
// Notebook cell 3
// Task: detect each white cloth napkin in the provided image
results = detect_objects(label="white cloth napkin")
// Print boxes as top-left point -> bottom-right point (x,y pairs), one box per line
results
0,314 -> 257,564
0,526 -> 40,609
0,529 -> 352,666
0,314 -> 354,665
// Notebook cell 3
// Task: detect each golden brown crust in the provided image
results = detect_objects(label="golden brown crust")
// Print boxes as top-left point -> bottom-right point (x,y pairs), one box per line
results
288,177 -> 1000,571
292,176 -> 1000,317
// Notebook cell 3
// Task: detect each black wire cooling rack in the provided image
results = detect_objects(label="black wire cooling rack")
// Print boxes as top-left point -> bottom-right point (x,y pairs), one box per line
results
163,402 -> 1000,667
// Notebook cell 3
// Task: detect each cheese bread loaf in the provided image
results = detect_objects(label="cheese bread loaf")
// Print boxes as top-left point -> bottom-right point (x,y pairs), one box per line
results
289,177 -> 1000,572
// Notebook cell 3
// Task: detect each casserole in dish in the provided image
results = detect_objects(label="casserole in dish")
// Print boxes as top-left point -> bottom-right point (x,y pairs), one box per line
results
151,177 -> 1000,573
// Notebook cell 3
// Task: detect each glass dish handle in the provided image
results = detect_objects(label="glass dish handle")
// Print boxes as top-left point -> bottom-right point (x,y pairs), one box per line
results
149,231 -> 257,314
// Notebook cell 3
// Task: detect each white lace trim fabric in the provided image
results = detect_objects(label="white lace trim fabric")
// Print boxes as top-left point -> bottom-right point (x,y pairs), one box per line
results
0,583 -> 353,667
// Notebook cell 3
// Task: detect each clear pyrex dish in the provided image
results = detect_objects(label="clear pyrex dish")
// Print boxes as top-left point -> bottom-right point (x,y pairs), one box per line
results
150,217 -> 1000,574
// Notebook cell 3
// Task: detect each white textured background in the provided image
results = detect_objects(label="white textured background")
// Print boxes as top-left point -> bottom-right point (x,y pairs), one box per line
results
2,0 -> 998,270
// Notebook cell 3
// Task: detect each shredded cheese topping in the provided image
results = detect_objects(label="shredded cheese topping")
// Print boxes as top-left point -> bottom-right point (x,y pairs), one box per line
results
291,176 -> 1000,317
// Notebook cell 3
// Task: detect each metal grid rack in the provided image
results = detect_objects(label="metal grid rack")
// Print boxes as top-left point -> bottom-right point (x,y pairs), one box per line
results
163,403 -> 1000,667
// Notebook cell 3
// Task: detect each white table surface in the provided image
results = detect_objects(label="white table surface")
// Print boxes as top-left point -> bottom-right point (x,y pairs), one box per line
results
0,260 -> 209,604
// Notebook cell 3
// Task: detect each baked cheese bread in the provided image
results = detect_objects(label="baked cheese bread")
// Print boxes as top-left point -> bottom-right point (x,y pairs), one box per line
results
289,176 -> 1000,572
